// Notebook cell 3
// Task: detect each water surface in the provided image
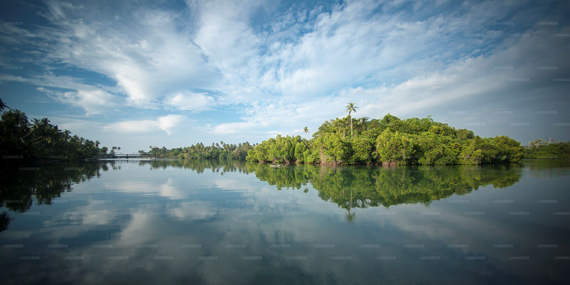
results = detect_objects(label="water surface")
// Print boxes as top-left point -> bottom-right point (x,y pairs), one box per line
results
1,159 -> 570,284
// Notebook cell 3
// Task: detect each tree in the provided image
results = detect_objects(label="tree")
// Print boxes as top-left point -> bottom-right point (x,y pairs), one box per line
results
303,127 -> 309,139
376,129 -> 416,165
247,112 -> 526,166
529,139 -> 544,148
0,98 -> 7,112
0,101 -> 110,162
345,103 -> 358,137
63,130 -> 71,142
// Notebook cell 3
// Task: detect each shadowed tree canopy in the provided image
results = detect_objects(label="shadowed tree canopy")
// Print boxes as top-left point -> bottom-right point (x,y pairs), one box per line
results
0,99 -> 109,165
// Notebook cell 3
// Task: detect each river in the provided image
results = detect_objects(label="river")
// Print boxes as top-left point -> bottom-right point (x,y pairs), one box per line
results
1,159 -> 569,284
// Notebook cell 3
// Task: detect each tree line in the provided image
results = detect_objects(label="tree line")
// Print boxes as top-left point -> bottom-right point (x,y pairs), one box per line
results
246,103 -> 525,165
0,99 -> 110,165
0,98 -> 251,163
524,139 -> 570,159
138,141 -> 254,160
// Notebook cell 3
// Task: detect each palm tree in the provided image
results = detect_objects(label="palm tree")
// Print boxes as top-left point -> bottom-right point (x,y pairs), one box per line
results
0,98 -> 7,112
63,130 -> 71,142
303,127 -> 309,139
345,188 -> 355,222
345,103 -> 358,137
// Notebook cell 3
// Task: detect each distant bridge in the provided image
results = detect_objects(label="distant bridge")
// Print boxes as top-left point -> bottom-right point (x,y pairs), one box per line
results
97,154 -> 156,159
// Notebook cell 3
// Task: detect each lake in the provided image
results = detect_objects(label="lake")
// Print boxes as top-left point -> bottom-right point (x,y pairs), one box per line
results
1,159 -> 570,284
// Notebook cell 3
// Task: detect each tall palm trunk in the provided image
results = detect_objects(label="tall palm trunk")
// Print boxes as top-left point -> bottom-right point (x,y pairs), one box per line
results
349,114 -> 352,137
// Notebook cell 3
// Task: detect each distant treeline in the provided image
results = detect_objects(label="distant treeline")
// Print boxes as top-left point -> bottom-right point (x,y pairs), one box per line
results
246,114 -> 525,165
139,142 -> 254,160
524,140 -> 570,159
0,99 -> 109,164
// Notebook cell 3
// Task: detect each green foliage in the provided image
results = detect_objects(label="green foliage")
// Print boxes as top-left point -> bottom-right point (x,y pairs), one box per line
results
141,141 -> 254,160
248,113 -> 525,166
349,136 -> 375,164
294,142 -> 307,164
524,141 -> 570,159
315,133 -> 352,164
246,135 -> 308,163
416,132 -> 459,165
0,100 -> 108,163
376,129 -> 416,165
492,136 -> 525,162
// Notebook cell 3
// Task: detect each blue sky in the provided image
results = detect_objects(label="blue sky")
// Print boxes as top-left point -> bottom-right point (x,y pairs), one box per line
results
1,0 -> 569,152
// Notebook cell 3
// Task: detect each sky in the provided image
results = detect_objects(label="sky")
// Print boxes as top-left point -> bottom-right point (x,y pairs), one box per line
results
0,0 -> 569,152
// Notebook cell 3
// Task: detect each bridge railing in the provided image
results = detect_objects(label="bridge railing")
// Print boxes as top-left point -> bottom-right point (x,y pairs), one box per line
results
96,154 -> 156,159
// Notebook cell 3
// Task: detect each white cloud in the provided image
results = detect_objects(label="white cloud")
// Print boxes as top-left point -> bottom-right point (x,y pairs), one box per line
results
163,92 -> 216,112
214,121 -> 257,135
1,0 -> 569,145
44,89 -> 119,115
0,75 -> 123,115
104,114 -> 189,135
104,119 -> 159,133
157,114 -> 188,135
211,19 -> 570,138
10,2 -> 220,110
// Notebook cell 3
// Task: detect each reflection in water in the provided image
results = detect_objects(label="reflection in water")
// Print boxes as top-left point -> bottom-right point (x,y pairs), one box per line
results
0,212 -> 12,232
247,163 -> 523,222
0,159 -> 569,285
140,159 -> 248,174
0,162 -> 105,232
0,162 -> 104,213
0,159 -> 539,231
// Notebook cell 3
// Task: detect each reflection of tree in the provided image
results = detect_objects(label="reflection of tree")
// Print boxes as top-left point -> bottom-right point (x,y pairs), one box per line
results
0,159 -> 251,231
244,163 -> 313,190
0,162 -> 104,232
522,159 -> 570,179
0,159 -> 526,231
0,212 -> 13,233
249,163 -> 523,211
139,159 -> 247,174
344,188 -> 356,222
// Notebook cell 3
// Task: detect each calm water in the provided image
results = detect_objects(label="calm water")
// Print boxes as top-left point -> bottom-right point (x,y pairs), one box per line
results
1,159 -> 570,285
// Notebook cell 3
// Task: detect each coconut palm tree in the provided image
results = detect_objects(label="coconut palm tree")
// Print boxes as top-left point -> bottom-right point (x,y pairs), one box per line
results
0,98 -> 8,112
303,127 -> 309,139
345,103 -> 358,137
63,130 -> 71,142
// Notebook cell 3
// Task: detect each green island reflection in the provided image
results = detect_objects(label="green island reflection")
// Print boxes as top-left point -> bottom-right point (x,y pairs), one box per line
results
1,159 -> 530,231
137,159 -> 525,208
245,162 -> 523,210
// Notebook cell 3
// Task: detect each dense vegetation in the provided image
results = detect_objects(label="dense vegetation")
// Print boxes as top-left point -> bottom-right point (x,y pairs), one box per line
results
138,142 -> 254,160
0,99 -> 110,164
247,109 -> 524,165
524,139 -> 570,159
